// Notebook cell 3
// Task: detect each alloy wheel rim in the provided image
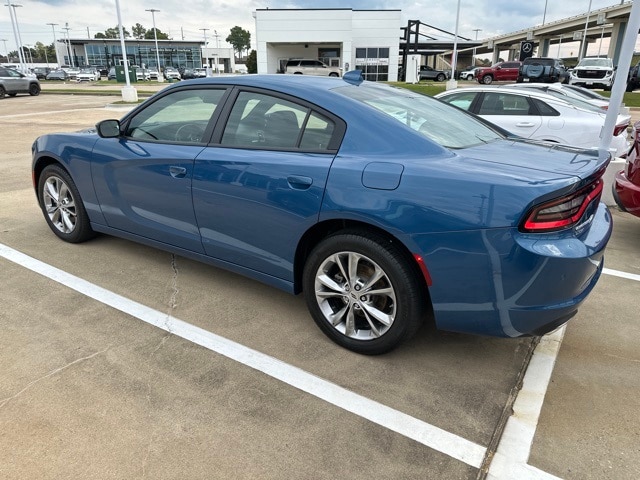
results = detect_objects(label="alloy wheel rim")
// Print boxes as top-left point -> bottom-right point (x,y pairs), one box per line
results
43,176 -> 77,233
314,251 -> 396,340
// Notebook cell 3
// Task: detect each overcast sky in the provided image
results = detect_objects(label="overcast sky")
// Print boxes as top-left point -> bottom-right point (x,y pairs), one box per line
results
0,0 -> 629,55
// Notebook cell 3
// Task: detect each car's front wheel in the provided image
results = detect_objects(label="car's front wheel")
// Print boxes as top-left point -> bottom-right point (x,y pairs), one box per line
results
29,83 -> 41,96
482,75 -> 493,84
38,165 -> 95,243
436,73 -> 446,82
302,232 -> 425,355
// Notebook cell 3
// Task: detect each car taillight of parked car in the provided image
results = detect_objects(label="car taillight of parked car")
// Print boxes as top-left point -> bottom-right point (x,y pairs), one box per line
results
521,175 -> 605,232
613,123 -> 629,137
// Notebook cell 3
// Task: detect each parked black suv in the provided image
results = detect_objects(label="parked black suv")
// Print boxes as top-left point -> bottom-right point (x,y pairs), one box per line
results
517,57 -> 569,84
627,62 -> 640,92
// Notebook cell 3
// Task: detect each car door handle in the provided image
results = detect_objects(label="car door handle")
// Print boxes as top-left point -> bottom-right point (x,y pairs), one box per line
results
169,166 -> 187,178
515,122 -> 537,128
287,175 -> 313,190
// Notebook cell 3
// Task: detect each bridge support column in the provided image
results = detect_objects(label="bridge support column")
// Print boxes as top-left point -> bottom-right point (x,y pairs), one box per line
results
608,21 -> 627,64
540,38 -> 550,57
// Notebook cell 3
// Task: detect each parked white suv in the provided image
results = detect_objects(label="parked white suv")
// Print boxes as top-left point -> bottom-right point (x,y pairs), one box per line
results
285,59 -> 341,77
569,57 -> 615,90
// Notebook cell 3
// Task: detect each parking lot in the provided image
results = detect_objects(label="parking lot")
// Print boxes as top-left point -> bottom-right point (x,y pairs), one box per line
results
0,90 -> 639,479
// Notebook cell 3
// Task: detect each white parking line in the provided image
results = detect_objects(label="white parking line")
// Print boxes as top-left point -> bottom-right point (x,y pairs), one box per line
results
0,242 -> 486,469
487,266 -> 640,479
603,267 -> 640,282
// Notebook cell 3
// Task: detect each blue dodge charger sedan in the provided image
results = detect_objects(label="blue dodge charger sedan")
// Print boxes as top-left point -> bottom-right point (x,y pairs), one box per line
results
32,72 -> 612,354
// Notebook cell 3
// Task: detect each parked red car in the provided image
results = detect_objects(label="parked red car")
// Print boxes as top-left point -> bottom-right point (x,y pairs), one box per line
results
475,61 -> 521,84
613,120 -> 640,217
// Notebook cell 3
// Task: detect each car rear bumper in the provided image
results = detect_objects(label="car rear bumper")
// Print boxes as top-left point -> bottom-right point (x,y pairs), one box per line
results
414,202 -> 612,338
613,169 -> 640,217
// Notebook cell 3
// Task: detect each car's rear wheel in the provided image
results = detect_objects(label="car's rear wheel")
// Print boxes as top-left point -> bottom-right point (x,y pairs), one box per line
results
329,72 -> 339,77
482,75 -> 493,84
302,232 -> 425,355
38,165 -> 95,243
29,83 -> 41,96
436,73 -> 446,82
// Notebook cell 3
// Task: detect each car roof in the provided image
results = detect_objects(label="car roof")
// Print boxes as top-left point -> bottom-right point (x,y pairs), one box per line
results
436,85 -> 584,107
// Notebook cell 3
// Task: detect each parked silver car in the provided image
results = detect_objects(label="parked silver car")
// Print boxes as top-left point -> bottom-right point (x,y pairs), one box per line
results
0,66 -> 41,98
285,59 -> 341,77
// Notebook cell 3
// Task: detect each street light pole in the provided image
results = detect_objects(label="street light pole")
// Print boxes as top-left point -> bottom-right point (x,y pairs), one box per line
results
46,23 -> 59,66
1,39 -> 8,62
115,0 -> 137,102
542,0 -> 548,25
7,3 -> 26,72
200,28 -> 209,45
63,23 -> 73,67
447,0 -> 462,90
145,8 -> 163,82
580,0 -> 593,61
5,3 -> 23,70
472,29 -> 482,66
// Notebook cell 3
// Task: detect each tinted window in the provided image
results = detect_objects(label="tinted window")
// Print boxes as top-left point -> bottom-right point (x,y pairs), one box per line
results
221,91 -> 337,151
531,98 -> 559,116
478,93 -> 531,116
126,89 -> 224,144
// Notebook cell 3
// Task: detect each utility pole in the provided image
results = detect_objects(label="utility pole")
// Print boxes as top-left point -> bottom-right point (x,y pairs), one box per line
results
63,23 -> 73,67
200,28 -> 209,45
145,8 -> 162,82
46,23 -> 58,65
472,29 -> 482,66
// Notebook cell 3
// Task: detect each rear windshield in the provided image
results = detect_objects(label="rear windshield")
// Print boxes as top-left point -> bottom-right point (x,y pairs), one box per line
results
524,58 -> 555,66
335,83 -> 503,149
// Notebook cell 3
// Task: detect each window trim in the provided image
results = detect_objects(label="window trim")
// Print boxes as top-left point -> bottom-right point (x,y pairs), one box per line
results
119,85 -> 233,146
211,86 -> 346,154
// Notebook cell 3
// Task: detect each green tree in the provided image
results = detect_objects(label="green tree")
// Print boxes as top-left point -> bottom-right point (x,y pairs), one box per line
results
144,28 -> 170,40
94,26 -> 130,39
246,49 -> 257,74
226,26 -> 251,59
132,23 -> 147,39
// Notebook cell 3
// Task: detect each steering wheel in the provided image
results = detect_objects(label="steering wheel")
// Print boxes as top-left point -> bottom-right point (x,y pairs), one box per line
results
175,123 -> 206,142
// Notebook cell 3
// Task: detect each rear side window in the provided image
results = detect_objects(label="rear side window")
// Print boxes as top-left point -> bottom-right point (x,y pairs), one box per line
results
221,91 -> 340,151
531,98 -> 560,116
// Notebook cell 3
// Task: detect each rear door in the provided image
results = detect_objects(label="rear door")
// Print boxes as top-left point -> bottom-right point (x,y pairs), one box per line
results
474,92 -> 542,138
497,62 -> 520,81
191,88 -> 345,281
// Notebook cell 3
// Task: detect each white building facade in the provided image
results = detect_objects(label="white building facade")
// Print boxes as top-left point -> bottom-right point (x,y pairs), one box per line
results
253,8 -> 402,81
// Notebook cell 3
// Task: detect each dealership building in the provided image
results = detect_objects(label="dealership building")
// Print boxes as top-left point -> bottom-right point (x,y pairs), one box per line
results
253,8 -> 403,81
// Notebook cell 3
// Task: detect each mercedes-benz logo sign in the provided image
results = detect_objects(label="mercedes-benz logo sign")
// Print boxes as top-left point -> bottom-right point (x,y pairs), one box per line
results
522,43 -> 533,53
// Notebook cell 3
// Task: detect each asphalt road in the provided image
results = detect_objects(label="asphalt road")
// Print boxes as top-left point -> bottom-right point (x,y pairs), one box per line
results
0,91 -> 638,480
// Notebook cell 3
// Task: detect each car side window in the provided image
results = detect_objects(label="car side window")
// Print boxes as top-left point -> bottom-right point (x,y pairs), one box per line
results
479,93 -> 531,116
221,91 -> 337,151
125,89 -> 225,144
439,91 -> 477,111
531,98 -> 560,116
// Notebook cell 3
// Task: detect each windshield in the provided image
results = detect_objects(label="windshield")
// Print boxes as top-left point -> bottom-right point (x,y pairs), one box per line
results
335,83 -> 503,149
577,58 -> 612,68
532,89 -> 604,113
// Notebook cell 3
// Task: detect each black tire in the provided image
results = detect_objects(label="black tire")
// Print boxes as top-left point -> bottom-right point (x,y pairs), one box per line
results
0,85 -> 6,98
436,73 -> 445,82
29,83 -> 41,96
302,231 -> 426,355
8,93 -> 17,97
482,75 -> 493,85
37,164 -> 95,243
329,72 -> 339,77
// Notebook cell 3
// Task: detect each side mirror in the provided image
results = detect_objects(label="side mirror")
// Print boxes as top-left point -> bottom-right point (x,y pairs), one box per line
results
96,119 -> 121,138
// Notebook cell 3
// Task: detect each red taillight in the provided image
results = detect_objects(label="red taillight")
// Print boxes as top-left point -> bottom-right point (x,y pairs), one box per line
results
522,179 -> 604,232
613,123 -> 629,137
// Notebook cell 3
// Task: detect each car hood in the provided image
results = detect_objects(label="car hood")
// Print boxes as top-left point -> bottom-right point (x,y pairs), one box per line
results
574,65 -> 612,70
459,138 -> 610,180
